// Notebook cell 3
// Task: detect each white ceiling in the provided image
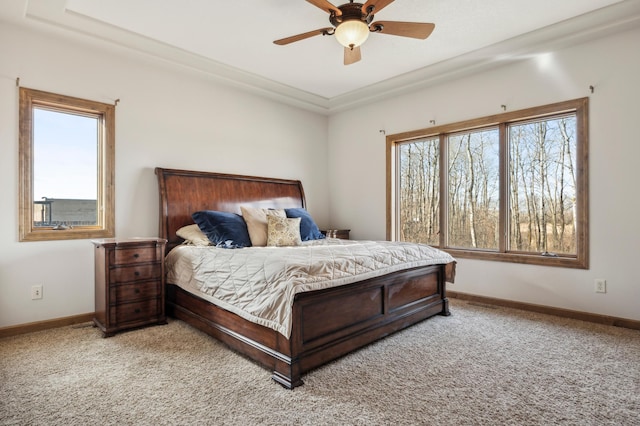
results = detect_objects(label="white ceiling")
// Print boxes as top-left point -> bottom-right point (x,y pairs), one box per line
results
2,0 -> 640,113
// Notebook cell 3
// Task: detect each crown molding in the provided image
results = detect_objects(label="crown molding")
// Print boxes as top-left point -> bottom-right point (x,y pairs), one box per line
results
20,0 -> 640,115
23,0 -> 331,113
328,0 -> 640,113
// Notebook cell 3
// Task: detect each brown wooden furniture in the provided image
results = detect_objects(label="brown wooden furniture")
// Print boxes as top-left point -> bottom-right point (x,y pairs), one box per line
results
93,238 -> 167,337
321,229 -> 350,239
156,167 -> 454,388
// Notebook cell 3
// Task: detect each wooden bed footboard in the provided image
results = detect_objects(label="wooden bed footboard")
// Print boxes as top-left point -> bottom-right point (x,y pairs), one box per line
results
166,262 -> 451,389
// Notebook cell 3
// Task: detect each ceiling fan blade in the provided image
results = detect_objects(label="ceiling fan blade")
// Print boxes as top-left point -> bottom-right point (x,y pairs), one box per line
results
306,0 -> 342,15
371,21 -> 435,39
344,46 -> 361,65
362,0 -> 395,14
273,27 -> 334,45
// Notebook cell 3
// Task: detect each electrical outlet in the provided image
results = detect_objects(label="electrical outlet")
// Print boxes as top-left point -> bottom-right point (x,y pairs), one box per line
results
594,279 -> 606,294
31,285 -> 43,300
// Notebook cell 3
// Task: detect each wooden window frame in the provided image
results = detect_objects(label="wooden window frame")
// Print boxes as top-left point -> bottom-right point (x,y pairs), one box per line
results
18,87 -> 115,242
387,98 -> 589,269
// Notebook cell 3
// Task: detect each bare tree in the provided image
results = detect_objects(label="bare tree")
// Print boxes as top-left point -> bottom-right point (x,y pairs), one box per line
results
399,139 -> 440,245
397,111 -> 578,257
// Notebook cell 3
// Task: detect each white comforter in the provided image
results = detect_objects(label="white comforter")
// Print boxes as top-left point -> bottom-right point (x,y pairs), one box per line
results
165,238 -> 455,338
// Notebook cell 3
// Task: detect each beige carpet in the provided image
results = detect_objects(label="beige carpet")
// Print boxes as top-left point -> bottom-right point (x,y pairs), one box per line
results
1,299 -> 639,425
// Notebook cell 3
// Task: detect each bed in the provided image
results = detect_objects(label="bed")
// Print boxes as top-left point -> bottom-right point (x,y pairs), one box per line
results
156,167 -> 456,389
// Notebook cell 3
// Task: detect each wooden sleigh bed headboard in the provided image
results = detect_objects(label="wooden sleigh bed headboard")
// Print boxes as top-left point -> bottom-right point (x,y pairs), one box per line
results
155,167 -> 306,252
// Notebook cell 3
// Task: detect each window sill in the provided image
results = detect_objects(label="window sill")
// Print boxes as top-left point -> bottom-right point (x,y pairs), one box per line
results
442,248 -> 588,269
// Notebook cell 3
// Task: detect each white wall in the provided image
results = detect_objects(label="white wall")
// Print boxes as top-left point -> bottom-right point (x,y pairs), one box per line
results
2,21 -> 638,330
328,27 -> 640,321
0,23 -> 329,327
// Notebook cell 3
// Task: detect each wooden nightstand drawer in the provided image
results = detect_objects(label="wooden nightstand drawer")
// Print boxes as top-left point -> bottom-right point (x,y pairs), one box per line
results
110,264 -> 162,284
111,280 -> 161,303
111,246 -> 161,265
93,238 -> 167,337
111,299 -> 161,325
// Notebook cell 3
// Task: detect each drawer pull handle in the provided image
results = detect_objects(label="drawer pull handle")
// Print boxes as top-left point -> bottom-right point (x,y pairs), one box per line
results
134,271 -> 140,276
135,308 -> 141,313
134,288 -> 140,294
133,253 -> 140,258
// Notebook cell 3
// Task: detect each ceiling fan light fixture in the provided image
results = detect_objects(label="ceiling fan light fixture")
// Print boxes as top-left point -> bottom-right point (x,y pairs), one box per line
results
334,20 -> 370,49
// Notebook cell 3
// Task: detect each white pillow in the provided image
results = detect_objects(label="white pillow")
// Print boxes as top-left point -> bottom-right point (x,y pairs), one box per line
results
176,224 -> 210,246
240,206 -> 285,247
266,215 -> 302,247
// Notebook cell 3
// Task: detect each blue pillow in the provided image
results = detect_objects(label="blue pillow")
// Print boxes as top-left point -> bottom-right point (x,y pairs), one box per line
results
192,210 -> 252,248
284,208 -> 325,241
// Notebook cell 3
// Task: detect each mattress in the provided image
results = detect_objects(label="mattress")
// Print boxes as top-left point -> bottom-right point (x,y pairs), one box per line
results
165,238 -> 455,337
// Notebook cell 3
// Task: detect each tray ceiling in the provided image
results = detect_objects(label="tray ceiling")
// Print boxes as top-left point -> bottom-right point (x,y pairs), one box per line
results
2,0 -> 639,113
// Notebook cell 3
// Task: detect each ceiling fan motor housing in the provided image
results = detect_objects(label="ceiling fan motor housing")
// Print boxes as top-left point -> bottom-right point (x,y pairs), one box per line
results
330,2 -> 374,27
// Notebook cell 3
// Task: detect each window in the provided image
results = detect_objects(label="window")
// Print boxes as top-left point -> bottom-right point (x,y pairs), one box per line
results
387,98 -> 588,268
19,87 -> 115,241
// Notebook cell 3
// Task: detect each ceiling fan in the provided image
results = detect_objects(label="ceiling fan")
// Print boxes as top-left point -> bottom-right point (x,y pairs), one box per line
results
273,0 -> 435,65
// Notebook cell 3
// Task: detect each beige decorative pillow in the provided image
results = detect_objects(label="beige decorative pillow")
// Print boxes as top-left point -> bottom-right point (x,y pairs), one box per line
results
176,224 -> 211,246
266,216 -> 302,247
240,206 -> 285,247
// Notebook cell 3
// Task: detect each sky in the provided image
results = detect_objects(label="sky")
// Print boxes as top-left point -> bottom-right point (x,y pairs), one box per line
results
33,108 -> 98,201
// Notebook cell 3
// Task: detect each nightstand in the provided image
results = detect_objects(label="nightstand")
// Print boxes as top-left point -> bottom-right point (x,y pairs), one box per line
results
92,238 -> 167,337
321,229 -> 350,239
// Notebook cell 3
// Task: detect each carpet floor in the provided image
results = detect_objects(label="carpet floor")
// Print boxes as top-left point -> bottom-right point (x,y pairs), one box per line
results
1,299 -> 639,425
